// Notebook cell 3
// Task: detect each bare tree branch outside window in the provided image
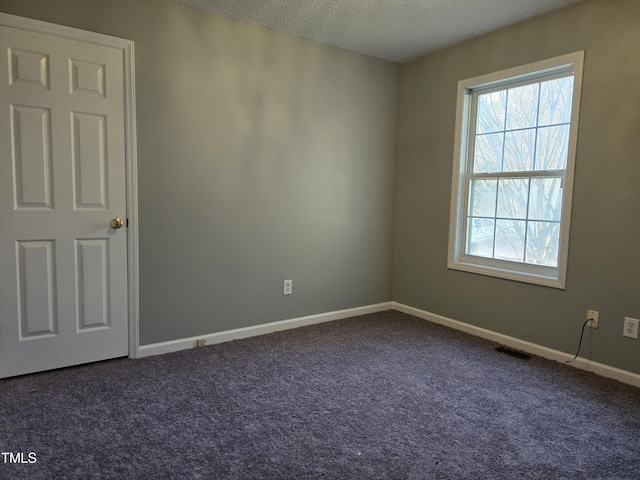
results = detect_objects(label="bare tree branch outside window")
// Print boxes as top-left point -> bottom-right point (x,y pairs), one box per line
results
466,76 -> 573,267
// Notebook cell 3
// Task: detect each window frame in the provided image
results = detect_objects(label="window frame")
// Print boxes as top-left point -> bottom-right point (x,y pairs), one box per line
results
447,52 -> 584,289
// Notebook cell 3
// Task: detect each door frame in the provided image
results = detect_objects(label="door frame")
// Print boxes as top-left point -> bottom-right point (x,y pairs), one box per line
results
0,12 -> 140,359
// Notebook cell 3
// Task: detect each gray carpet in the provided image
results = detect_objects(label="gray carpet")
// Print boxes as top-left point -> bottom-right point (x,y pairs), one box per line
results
1,310 -> 639,479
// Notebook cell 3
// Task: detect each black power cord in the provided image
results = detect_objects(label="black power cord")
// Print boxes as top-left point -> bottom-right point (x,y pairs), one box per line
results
566,319 -> 590,364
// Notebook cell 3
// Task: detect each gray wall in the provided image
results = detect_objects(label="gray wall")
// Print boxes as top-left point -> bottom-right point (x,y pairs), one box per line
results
393,0 -> 640,374
2,0 -> 639,375
0,0 -> 399,344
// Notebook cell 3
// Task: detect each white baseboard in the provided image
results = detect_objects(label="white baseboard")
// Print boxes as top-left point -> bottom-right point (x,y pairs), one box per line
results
391,302 -> 640,389
138,302 -> 393,358
137,300 -> 639,389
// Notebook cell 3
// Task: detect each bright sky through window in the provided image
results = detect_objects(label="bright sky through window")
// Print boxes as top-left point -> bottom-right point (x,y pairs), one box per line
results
448,52 -> 584,288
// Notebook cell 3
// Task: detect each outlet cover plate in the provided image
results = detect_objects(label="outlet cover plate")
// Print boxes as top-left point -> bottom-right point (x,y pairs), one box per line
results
623,317 -> 639,339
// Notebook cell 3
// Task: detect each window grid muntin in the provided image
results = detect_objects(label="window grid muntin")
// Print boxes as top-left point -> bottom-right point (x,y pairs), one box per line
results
465,173 -> 566,267
448,52 -> 584,288
463,70 -> 572,268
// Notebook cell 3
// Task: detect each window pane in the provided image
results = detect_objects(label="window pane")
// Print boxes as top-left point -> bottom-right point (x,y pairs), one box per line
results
526,221 -> 560,267
538,76 -> 573,126
477,90 -> 506,134
505,83 -> 539,130
535,125 -> 569,170
473,133 -> 503,173
469,178 -> 497,217
450,53 -> 582,287
497,178 -> 529,219
495,219 -> 525,262
528,178 -> 563,221
503,129 -> 535,172
467,217 -> 494,258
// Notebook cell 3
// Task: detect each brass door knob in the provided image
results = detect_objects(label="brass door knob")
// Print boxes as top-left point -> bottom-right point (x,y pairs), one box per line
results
110,218 -> 124,229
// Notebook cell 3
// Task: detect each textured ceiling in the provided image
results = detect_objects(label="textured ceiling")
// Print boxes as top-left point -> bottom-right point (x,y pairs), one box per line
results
176,0 -> 590,63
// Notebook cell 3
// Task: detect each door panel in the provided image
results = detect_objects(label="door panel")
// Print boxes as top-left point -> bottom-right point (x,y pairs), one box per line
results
0,25 -> 129,378
75,238 -> 110,330
16,240 -> 57,338
11,105 -> 54,209
72,112 -> 108,209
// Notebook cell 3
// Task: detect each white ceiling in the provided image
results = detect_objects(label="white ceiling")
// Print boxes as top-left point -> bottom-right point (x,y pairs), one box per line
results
176,0 -> 590,63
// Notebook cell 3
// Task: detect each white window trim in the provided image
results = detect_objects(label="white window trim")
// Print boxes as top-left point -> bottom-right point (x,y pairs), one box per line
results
447,51 -> 584,289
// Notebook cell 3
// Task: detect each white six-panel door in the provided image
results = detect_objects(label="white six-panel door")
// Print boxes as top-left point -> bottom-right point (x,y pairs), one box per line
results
0,22 -> 131,378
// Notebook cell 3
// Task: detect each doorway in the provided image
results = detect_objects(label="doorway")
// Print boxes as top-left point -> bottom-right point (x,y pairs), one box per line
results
0,13 -> 138,378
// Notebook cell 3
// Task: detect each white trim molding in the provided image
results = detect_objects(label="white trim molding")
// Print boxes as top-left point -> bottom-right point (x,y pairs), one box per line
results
392,302 -> 640,389
139,300 -> 640,388
447,51 -> 584,289
138,302 -> 393,358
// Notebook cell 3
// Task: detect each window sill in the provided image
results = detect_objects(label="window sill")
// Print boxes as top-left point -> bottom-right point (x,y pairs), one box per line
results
448,256 -> 566,289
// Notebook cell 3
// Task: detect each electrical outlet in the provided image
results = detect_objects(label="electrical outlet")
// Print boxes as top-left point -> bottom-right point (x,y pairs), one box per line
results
196,338 -> 206,347
283,279 -> 293,295
586,310 -> 599,328
623,317 -> 639,339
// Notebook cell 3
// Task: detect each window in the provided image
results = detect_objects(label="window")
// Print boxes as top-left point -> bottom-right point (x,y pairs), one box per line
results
448,52 -> 584,288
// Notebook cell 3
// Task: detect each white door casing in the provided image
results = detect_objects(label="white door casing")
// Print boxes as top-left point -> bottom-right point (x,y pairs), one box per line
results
0,14 -> 138,378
